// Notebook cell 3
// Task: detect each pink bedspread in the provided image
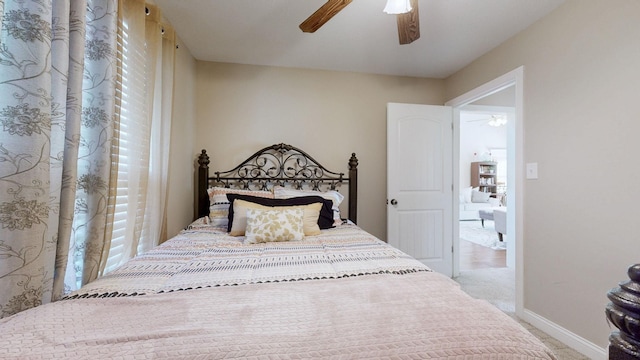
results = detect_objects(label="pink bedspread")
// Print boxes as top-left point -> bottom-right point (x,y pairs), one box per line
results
0,221 -> 557,359
1,271 -> 556,359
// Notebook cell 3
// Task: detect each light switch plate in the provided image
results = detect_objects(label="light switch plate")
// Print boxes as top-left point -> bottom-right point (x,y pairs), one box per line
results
526,163 -> 538,179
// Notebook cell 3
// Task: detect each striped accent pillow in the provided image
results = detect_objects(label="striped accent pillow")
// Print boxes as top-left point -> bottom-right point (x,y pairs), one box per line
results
207,187 -> 274,228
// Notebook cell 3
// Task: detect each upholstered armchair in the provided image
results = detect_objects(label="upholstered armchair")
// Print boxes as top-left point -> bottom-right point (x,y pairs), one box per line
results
493,208 -> 506,242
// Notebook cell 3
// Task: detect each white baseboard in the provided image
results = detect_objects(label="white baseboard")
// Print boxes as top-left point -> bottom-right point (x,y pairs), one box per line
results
521,309 -> 607,360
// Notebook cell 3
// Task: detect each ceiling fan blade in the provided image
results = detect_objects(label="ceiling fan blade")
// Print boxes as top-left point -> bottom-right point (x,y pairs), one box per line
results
299,0 -> 352,33
467,118 -> 492,122
396,0 -> 420,44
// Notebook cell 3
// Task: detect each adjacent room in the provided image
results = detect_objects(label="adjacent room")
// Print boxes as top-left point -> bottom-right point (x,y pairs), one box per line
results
459,105 -> 510,267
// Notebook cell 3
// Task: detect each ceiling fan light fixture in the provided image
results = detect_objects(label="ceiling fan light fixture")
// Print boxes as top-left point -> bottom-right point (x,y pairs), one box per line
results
488,116 -> 507,127
383,0 -> 412,14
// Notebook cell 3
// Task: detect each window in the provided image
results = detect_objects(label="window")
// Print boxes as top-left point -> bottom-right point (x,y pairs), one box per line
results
104,5 -> 152,273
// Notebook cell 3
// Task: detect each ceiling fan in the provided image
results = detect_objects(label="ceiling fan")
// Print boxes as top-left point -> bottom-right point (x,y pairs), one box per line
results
299,0 -> 420,45
467,115 -> 508,127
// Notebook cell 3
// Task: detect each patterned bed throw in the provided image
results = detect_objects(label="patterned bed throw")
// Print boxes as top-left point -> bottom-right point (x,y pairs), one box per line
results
65,221 -> 429,298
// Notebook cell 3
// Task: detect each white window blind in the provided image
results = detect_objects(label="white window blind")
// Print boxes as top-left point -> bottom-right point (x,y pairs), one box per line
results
101,1 -> 174,275
103,7 -> 151,274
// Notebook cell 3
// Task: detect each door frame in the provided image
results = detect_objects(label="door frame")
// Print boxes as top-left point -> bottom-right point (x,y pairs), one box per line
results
445,66 -> 525,317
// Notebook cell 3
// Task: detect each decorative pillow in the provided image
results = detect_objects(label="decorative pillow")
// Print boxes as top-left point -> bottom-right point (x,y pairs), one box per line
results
207,187 -> 274,227
471,190 -> 491,203
230,199 -> 322,236
245,208 -> 305,244
226,194 -> 334,231
273,186 -> 344,225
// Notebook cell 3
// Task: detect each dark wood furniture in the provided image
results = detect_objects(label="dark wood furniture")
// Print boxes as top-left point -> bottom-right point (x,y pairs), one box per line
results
607,264 -> 640,360
196,143 -> 358,223
471,161 -> 498,196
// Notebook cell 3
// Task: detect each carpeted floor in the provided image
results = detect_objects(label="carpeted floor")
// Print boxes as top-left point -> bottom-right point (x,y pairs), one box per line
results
455,267 -> 515,314
459,220 -> 506,249
455,268 -> 589,359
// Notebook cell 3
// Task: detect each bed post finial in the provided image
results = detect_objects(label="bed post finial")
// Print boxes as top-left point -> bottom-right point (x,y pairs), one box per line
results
198,149 -> 210,168
348,153 -> 358,224
606,264 -> 640,360
349,153 -> 358,170
196,150 -> 210,220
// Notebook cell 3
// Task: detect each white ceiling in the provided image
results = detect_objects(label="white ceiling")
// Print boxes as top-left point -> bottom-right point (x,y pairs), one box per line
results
154,0 -> 564,79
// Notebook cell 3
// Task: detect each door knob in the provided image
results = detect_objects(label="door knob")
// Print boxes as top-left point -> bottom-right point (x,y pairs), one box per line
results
390,199 -> 398,205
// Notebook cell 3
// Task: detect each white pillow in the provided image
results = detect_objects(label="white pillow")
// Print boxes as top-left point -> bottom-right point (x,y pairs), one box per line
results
460,186 -> 473,203
273,186 -> 344,225
245,208 -> 305,244
471,190 -> 491,203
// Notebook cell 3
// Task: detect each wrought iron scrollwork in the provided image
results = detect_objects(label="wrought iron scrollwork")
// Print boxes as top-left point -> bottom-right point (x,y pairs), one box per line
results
197,143 -> 358,223
213,143 -> 344,191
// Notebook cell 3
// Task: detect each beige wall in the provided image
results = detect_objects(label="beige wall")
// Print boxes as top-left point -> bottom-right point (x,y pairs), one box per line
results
445,0 -> 640,348
166,38 -> 198,239
195,62 -> 445,240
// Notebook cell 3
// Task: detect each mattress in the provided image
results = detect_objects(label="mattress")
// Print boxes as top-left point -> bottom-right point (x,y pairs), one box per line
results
0,219 -> 557,359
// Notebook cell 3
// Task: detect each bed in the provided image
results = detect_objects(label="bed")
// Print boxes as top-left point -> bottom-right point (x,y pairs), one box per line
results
0,143 -> 556,359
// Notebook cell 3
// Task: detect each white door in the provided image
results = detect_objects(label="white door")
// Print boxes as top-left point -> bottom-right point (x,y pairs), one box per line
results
387,103 -> 453,276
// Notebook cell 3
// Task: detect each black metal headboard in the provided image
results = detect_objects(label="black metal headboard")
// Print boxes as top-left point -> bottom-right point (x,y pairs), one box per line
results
196,143 -> 358,223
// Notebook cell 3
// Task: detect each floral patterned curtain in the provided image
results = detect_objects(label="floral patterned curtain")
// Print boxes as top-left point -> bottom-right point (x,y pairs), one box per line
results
0,0 -> 117,318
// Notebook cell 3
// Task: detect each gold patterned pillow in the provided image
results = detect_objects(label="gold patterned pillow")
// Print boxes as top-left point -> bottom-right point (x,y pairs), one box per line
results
229,200 -> 322,236
244,208 -> 305,243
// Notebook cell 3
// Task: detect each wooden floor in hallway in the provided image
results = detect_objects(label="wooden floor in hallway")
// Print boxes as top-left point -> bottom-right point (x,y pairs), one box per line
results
459,239 -> 506,271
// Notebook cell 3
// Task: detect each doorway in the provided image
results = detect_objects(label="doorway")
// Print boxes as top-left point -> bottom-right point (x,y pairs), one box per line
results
459,104 -> 512,271
445,66 -> 524,317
